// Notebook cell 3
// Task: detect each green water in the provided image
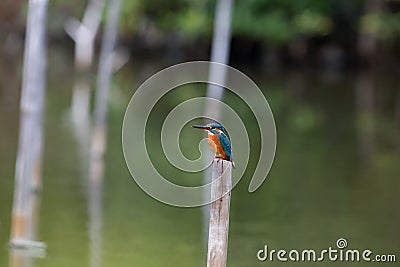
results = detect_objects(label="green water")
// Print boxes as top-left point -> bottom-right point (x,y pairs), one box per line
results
0,48 -> 399,266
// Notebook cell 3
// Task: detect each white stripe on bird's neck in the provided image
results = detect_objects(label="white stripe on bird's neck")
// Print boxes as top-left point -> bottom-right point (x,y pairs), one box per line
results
207,128 -> 223,136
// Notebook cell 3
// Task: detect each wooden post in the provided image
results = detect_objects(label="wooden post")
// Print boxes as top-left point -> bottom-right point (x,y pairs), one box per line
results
202,0 -> 234,248
205,0 -> 234,105
10,0 -> 48,248
207,159 -> 232,267
66,0 -> 106,124
90,0 -> 121,166
87,3 -> 121,266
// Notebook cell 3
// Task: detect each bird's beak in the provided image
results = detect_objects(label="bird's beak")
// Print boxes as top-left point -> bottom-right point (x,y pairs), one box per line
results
192,125 -> 209,130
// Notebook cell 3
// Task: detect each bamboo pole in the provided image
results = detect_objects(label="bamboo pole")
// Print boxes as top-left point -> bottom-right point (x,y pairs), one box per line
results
206,159 -> 232,267
87,2 -> 121,266
66,0 -> 106,124
202,0 -> 234,248
88,171 -> 103,267
90,0 -> 121,167
205,0 -> 234,106
10,0 -> 48,247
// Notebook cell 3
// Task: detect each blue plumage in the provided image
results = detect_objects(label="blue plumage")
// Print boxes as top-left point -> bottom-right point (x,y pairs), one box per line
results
218,132 -> 232,160
192,123 -> 234,167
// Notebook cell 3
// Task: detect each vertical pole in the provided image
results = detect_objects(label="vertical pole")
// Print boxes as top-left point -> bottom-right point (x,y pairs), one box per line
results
87,2 -> 121,266
203,0 -> 234,248
207,159 -> 232,267
88,174 -> 103,267
90,0 -> 121,167
10,0 -> 48,245
69,0 -> 106,125
205,0 -> 234,107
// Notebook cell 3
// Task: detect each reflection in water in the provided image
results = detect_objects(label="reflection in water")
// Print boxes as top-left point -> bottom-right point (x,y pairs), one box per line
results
70,89 -> 104,267
287,70 -> 305,98
88,156 -> 104,267
9,246 -> 46,267
70,98 -> 104,267
71,78 -> 91,128
9,249 -> 33,267
69,81 -> 91,182
1,48 -> 400,265
355,72 -> 375,165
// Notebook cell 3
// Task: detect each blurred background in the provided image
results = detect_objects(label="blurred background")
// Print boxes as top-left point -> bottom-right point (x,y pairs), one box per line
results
0,0 -> 400,266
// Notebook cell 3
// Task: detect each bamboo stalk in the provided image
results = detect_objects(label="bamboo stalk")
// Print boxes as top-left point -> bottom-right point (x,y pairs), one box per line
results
67,0 -> 106,124
90,0 -> 121,166
87,2 -> 121,266
202,0 -> 234,248
10,0 -> 48,247
207,159 -> 232,267
205,0 -> 234,106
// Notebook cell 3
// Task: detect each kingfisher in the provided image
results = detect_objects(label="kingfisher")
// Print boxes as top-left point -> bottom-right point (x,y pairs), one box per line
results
192,123 -> 235,168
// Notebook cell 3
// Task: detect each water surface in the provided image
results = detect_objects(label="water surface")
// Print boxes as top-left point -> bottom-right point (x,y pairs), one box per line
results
0,48 -> 399,266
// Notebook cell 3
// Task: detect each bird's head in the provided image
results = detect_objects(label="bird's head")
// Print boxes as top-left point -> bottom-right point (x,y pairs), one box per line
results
192,123 -> 226,134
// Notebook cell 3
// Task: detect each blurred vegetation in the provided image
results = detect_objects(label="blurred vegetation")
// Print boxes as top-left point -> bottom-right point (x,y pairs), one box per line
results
0,0 -> 400,69
232,0 -> 334,44
118,0 -> 400,47
360,11 -> 400,39
2,0 -> 400,64
118,0 -> 336,43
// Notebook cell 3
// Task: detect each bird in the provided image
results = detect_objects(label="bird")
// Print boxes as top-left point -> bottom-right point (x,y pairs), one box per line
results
192,123 -> 235,168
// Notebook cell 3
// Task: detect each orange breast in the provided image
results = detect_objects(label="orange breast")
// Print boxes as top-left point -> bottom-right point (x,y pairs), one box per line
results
207,133 -> 227,159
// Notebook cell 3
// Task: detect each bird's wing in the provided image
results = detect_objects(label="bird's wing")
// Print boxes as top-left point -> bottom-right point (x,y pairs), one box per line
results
218,133 -> 232,159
